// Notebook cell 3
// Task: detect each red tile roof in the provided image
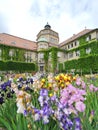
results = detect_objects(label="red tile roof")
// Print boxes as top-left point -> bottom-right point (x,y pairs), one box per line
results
60,29 -> 93,47
0,33 -> 37,51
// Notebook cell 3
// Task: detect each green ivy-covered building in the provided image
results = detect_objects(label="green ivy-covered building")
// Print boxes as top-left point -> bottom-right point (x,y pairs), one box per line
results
0,33 -> 37,71
0,23 -> 98,73
60,28 -> 98,74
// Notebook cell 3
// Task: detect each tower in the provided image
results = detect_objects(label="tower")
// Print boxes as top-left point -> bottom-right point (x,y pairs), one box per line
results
37,23 -> 59,72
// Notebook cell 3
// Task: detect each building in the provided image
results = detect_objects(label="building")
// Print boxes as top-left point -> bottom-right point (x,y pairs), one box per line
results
0,23 -> 98,72
60,28 -> 98,61
0,33 -> 37,63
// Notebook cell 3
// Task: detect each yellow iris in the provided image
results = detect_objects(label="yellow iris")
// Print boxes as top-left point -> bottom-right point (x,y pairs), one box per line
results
41,78 -> 45,83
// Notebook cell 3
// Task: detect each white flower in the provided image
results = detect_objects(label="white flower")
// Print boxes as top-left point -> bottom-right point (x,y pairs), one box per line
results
34,113 -> 40,121
43,115 -> 49,124
17,104 -> 25,114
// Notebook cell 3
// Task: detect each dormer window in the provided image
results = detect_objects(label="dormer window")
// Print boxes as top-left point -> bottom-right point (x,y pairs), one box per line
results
11,41 -> 16,44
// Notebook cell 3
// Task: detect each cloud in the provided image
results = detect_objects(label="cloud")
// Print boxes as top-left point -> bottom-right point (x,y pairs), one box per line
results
0,0 -> 98,42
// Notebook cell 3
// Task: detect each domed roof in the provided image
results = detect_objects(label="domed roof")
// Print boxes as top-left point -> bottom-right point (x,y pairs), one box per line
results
38,37 -> 48,42
44,22 -> 51,29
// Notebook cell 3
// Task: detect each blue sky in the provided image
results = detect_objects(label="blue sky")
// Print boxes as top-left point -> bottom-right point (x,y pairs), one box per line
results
0,0 -> 98,42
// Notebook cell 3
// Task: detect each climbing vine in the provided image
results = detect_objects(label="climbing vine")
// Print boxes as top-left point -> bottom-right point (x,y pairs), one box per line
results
51,47 -> 58,73
43,50 -> 49,72
66,38 -> 98,57
39,47 -> 65,73
0,44 -> 26,62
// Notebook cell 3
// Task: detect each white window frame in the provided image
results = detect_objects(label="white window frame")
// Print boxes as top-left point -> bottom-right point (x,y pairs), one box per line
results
86,48 -> 91,54
75,50 -> 80,56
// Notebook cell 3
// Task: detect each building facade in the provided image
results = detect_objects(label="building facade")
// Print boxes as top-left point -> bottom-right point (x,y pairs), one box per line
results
0,23 -> 98,72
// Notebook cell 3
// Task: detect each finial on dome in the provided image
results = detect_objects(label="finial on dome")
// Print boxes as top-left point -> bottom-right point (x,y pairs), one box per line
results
44,22 -> 51,29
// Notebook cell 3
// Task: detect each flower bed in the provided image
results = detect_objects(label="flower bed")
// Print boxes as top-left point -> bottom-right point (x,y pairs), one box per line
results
0,73 -> 98,130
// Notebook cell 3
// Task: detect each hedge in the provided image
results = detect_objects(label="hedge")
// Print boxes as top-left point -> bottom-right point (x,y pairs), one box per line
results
0,60 -> 37,72
64,55 -> 98,74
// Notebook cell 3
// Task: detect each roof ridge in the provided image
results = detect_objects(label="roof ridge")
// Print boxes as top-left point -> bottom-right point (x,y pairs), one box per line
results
60,28 -> 93,46
2,33 -> 36,43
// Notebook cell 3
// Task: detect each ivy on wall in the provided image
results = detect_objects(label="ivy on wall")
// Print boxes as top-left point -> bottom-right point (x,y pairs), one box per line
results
58,63 -> 64,72
66,39 -> 98,57
43,50 -> 49,72
63,35 -> 98,74
0,44 -> 25,62
0,44 -> 37,72
51,47 -> 58,73
39,47 -> 65,73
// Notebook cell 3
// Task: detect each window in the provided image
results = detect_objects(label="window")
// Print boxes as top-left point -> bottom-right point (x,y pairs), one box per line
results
75,50 -> 80,56
0,49 -> 2,56
50,37 -> 57,43
86,48 -> 91,54
38,53 -> 44,59
11,41 -> 16,44
39,44 -> 47,49
40,66 -> 44,71
71,43 -> 73,48
24,43 -> 27,47
74,40 -> 79,46
0,49 -> 2,60
68,52 -> 73,58
68,44 -> 70,49
64,46 -> 67,50
58,52 -> 62,58
96,32 -> 98,40
75,41 -> 77,46
9,50 -> 13,57
86,35 -> 91,41
64,54 -> 68,59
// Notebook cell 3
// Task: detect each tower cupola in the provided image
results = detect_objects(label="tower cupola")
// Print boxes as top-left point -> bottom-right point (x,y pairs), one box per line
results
44,22 -> 51,29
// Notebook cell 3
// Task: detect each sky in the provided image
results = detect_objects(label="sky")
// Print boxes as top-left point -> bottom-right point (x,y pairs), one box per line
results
0,0 -> 98,43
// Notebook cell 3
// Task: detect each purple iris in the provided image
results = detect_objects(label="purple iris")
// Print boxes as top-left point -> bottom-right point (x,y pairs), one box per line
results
40,88 -> 48,96
30,78 -> 33,84
6,80 -> 11,87
0,97 -> 4,104
74,117 -> 81,130
19,77 -> 23,82
24,110 -> 28,116
18,84 -> 22,89
25,86 -> 33,92
1,83 -> 7,91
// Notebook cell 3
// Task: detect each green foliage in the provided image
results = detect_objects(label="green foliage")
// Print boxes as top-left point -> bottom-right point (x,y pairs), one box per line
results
66,39 -> 98,58
44,51 -> 49,72
64,55 -> 98,74
0,44 -> 29,62
58,63 -> 63,72
79,84 -> 98,130
0,98 -> 29,130
0,60 -> 36,72
64,37 -> 98,74
39,47 -> 66,73
51,47 -> 58,73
